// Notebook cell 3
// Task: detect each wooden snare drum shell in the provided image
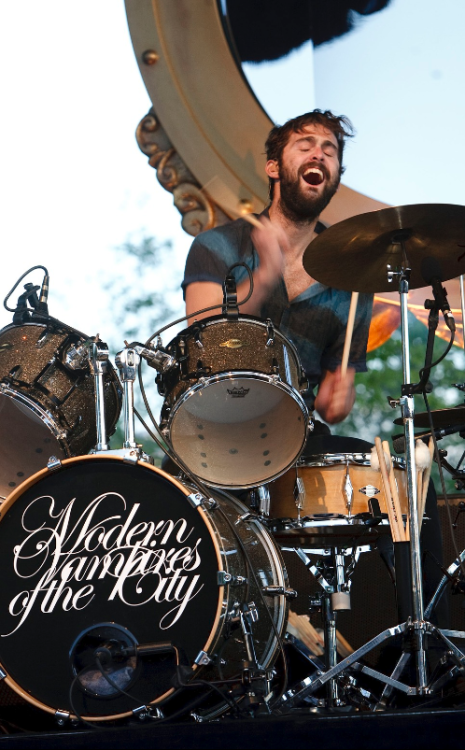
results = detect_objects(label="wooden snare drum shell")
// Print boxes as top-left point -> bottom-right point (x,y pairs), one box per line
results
270,460 -> 408,518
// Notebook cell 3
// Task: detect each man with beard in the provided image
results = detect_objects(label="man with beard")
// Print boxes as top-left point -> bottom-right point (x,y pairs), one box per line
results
183,110 -> 373,428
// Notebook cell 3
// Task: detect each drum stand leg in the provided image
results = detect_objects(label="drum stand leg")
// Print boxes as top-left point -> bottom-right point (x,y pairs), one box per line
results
294,547 -> 355,708
322,594 -> 339,707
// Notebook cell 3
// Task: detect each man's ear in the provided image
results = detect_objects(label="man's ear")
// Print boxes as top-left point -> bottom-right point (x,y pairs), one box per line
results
265,159 -> 279,180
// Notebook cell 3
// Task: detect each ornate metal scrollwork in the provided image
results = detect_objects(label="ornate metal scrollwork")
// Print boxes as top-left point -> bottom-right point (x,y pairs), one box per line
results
136,109 -> 230,236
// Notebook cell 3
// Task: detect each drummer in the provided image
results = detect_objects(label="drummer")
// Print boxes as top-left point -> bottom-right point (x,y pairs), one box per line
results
182,110 -> 447,629
183,110 -> 373,433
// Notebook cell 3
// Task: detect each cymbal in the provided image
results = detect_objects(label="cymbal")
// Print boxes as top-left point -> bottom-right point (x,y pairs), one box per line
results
393,406 -> 465,429
304,204 -> 465,293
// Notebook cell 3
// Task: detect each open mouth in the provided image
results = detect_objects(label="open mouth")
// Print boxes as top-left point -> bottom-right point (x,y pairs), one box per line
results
302,167 -> 325,186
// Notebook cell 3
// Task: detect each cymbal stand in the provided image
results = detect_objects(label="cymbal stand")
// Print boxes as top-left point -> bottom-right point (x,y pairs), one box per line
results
280,243 -> 465,710
389,252 -> 426,688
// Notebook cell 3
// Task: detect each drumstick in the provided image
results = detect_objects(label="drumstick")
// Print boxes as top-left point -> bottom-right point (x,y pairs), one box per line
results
419,437 -> 435,526
383,440 -> 406,542
341,292 -> 359,378
375,437 -> 402,542
241,213 -> 265,230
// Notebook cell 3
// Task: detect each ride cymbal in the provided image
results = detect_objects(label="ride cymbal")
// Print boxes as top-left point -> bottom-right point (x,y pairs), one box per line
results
304,204 -> 465,293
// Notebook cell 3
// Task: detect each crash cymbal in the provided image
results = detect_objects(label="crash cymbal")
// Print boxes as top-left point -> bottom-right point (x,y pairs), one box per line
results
393,406 -> 465,429
304,204 -> 465,293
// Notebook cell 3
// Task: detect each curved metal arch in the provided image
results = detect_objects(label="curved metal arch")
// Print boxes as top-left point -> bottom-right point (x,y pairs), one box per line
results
125,0 -> 387,235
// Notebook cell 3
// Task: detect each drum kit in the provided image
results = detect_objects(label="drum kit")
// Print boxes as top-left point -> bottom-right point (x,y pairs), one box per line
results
1,205 -> 465,726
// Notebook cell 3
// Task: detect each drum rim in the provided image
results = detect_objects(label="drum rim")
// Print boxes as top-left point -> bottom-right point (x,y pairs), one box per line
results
0,382 -> 69,447
297,452 -> 406,469
168,373 -> 309,489
0,455 -> 225,721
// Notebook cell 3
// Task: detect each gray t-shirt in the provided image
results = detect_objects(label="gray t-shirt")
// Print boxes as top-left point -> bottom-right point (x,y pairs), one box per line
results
183,217 -> 373,410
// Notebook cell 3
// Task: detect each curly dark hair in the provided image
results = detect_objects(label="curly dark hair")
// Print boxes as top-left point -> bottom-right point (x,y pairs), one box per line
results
265,110 -> 354,199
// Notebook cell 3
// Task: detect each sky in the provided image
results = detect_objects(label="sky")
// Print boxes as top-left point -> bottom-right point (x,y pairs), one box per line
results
245,0 -> 465,207
0,0 -> 191,344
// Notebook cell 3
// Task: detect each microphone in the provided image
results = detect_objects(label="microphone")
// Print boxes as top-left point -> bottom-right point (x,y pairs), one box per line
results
126,342 -> 176,373
421,256 -> 456,331
37,272 -> 49,313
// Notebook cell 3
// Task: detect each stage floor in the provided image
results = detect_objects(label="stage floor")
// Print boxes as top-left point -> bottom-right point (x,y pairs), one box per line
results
0,705 -> 463,749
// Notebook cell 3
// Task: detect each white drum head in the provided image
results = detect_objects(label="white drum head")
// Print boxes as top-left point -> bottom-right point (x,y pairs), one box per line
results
169,375 -> 308,488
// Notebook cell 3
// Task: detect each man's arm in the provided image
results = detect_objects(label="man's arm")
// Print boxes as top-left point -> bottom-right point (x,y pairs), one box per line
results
185,217 -> 284,320
314,366 -> 356,424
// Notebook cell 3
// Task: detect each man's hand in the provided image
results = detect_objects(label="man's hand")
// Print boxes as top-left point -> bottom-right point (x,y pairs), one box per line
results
314,366 -> 356,424
250,215 -> 286,288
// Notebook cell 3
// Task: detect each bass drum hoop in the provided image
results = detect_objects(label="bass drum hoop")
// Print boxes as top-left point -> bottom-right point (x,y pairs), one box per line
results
0,456 -> 287,721
168,371 -> 309,489
0,455 -> 223,722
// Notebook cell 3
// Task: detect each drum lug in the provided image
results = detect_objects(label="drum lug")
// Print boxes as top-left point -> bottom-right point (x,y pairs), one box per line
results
0,667 -> 6,680
132,705 -> 163,721
187,493 -> 217,510
217,571 -> 248,587
47,455 -> 62,471
263,585 -> 298,599
195,650 -> 213,666
265,319 -> 275,347
54,709 -> 70,726
187,492 -> 204,507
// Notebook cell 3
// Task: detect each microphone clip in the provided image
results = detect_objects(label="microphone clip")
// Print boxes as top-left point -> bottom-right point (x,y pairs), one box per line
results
222,274 -> 239,320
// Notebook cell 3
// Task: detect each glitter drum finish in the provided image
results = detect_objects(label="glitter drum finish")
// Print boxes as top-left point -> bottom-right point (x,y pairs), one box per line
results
159,316 -> 309,489
0,321 -> 122,500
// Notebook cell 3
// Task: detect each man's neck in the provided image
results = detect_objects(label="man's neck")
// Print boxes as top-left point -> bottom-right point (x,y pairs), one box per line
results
268,201 -> 319,259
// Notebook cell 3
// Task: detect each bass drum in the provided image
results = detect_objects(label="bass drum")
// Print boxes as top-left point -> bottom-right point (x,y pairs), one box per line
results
0,321 -> 121,500
0,456 -> 288,721
159,315 -> 309,489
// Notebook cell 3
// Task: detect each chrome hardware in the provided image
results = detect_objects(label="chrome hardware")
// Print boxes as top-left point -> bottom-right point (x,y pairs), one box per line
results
263,586 -> 297,599
47,456 -> 62,471
87,337 -> 110,451
265,318 -> 275,347
55,709 -> 70,725
217,571 -> 248,586
130,343 -> 176,373
187,492 -> 204,508
115,347 -> 140,450
257,485 -> 271,517
294,477 -> 306,510
343,463 -> 354,516
0,667 -> 6,680
64,342 -> 88,370
195,650 -> 212,666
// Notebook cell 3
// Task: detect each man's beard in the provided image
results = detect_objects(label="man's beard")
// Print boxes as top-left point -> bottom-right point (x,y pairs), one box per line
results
278,163 -> 340,224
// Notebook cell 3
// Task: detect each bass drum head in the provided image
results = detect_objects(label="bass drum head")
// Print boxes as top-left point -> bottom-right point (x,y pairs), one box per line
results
0,389 -> 67,501
0,457 -> 287,720
169,374 -> 308,488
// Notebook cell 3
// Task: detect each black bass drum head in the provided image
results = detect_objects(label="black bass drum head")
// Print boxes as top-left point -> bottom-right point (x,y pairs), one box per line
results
0,456 -> 222,720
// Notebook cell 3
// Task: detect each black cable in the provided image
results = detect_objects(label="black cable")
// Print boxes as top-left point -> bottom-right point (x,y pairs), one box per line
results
3,265 -> 48,312
68,669 -> 106,731
422,391 -> 465,579
145,262 -> 254,346
418,329 -> 455,382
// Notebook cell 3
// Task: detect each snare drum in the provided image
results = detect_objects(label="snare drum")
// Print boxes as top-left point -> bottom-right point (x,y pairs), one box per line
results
0,456 -> 287,720
0,321 -> 121,500
269,452 -> 408,548
158,315 -> 309,489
